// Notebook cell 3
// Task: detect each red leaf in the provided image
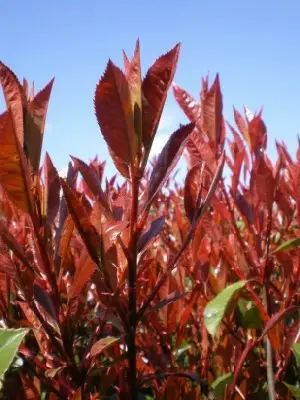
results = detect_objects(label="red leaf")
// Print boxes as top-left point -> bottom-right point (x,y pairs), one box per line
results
250,153 -> 275,207
200,74 -> 223,148
0,111 -> 33,214
69,248 -> 97,299
33,283 -> 57,321
142,43 -> 180,151
43,153 -> 60,224
184,162 -> 205,222
24,79 -> 54,173
248,115 -> 267,157
124,39 -> 142,143
186,130 -> 216,172
94,60 -> 135,177
233,107 -> 250,146
71,156 -> 112,219
229,339 -> 255,395
90,336 -> 120,357
173,83 -> 200,122
0,62 -> 26,145
60,178 -> 101,266
147,122 -> 195,204
137,216 -> 165,253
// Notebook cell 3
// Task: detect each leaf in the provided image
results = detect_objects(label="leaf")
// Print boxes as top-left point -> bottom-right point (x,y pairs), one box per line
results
0,111 -> 33,214
147,122 -> 195,205
211,372 -> 233,399
0,328 -> 29,379
94,60 -> 135,177
60,178 -> 101,266
90,336 -> 120,357
236,299 -> 263,330
43,153 -> 61,224
69,248 -> 98,300
0,62 -> 25,145
204,280 -> 247,336
124,39 -> 142,144
142,43 -> 180,151
24,79 -> 54,173
284,382 -> 300,399
258,306 -> 300,346
145,292 -> 187,315
250,153 -> 275,207
201,74 -> 223,147
184,162 -> 205,222
248,114 -> 267,156
273,238 -> 300,253
33,284 -> 57,321
292,343 -> 300,367
71,156 -> 112,219
137,216 -> 165,253
172,83 -> 200,122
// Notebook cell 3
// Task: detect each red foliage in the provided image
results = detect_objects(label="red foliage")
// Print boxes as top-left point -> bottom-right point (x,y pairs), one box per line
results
0,41 -> 299,400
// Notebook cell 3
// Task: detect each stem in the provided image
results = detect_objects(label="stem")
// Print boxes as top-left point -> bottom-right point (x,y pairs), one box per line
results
262,287 -> 276,400
127,172 -> 139,399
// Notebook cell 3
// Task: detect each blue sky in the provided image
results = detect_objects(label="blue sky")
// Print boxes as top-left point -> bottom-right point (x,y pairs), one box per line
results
0,1 -> 299,179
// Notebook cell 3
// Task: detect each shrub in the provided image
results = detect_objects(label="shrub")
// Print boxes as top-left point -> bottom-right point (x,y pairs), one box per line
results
0,41 -> 299,399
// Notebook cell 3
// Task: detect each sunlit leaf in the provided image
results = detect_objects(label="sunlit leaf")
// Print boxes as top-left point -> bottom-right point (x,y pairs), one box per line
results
95,60 -> 135,177
284,382 -> 300,399
90,336 -> 120,357
273,238 -> 300,253
0,328 -> 29,380
204,280 -> 247,336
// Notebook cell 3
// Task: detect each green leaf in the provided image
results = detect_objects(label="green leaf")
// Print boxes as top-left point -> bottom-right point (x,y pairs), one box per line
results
204,281 -> 247,336
273,238 -> 300,253
237,299 -> 263,329
292,343 -> 300,367
211,372 -> 233,399
0,328 -> 29,379
284,382 -> 300,399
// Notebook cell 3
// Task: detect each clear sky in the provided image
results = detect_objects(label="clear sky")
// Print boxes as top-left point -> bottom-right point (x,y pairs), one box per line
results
0,1 -> 299,179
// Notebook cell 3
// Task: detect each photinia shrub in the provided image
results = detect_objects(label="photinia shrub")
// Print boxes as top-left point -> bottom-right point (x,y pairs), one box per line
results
0,41 -> 299,400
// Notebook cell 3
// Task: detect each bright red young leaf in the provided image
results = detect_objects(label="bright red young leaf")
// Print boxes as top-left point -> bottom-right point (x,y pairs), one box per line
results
172,83 -> 200,123
60,178 -> 102,266
200,74 -> 223,148
94,60 -> 136,177
142,43 -> 180,152
24,78 -> 54,173
43,153 -> 61,224
0,111 -> 33,214
0,61 -> 26,146
184,162 -> 205,222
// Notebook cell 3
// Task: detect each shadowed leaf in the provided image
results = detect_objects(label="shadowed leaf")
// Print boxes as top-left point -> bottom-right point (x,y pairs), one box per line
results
184,162 -> 205,222
137,215 -> 165,253
60,178 -> 101,266
44,153 -> 60,224
147,122 -> 195,204
273,237 -> 300,253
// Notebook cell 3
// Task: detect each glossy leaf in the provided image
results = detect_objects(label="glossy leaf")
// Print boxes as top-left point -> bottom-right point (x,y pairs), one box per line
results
142,43 -> 180,151
90,336 -> 120,357
24,78 -> 54,173
0,111 -> 33,214
184,162 -> 204,222
147,122 -> 195,204
200,74 -> 223,147
173,83 -> 200,122
0,62 -> 25,145
60,178 -> 101,266
95,60 -> 135,176
43,152 -> 60,224
204,280 -> 247,336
